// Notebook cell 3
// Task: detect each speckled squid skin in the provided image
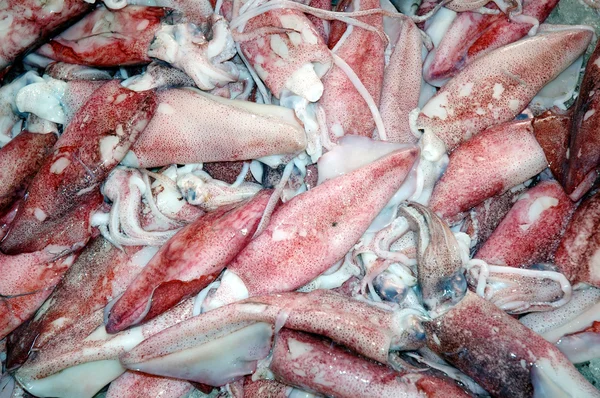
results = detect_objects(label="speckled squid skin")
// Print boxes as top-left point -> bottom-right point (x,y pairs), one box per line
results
224,147 -> 419,298
428,119 -> 547,223
532,110 -> 570,186
0,250 -> 74,341
564,40 -> 600,200
105,190 -> 273,334
0,80 -> 157,254
106,371 -> 193,398
460,185 -> 526,252
242,378 -> 290,398
6,237 -> 149,370
400,203 -> 464,313
475,181 -> 575,267
16,298 -> 195,386
380,18 -> 422,144
0,131 -> 57,214
0,0 -> 93,73
238,8 -> 332,100
124,88 -> 307,168
554,191 -> 600,288
423,0 -> 559,85
417,28 -> 593,152
319,0 -> 385,140
271,329 -> 420,398
122,290 -> 419,370
425,291 -> 598,398
36,6 -> 168,67
271,329 -> 470,398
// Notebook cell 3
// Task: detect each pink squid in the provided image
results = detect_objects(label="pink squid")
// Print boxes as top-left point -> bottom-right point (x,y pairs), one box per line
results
106,372 -> 193,398
235,7 -> 332,102
0,0 -> 92,74
270,329 -> 471,398
35,6 -> 168,67
319,0 -> 386,140
563,39 -> 600,201
6,237 -> 157,369
423,0 -> 559,85
475,180 -> 575,267
428,119 -> 547,223
380,18 -> 423,144
0,250 -> 75,341
120,290 -> 426,384
425,291 -> 600,397
0,80 -> 157,254
15,298 -> 195,398
416,26 -> 593,151
204,147 -> 418,307
120,88 -> 307,168
460,184 -> 526,251
105,189 -> 272,333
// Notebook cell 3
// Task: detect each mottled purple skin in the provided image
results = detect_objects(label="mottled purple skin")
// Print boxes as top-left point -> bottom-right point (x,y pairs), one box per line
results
564,40 -> 600,199
461,186 -> 526,251
0,80 -> 157,254
106,190 -> 273,333
425,291 -> 593,398
533,110 -> 571,186
271,329 -> 470,398
0,131 -> 56,213
475,181 -> 575,267
225,148 -> 418,298
554,191 -> 600,287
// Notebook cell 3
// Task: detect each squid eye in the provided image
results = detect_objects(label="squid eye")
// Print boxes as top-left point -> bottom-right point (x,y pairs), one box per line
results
439,270 -> 467,305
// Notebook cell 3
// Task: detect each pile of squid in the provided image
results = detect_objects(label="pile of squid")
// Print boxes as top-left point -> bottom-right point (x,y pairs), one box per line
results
1,0 -> 600,396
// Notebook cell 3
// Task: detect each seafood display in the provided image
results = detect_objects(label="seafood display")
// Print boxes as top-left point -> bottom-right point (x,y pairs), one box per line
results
1,0 -> 600,397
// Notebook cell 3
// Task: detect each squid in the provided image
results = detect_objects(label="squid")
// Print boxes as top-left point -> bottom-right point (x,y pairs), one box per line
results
0,0 -> 92,75
415,26 -> 593,151
425,291 -> 600,398
428,119 -> 547,223
475,180 -> 575,267
563,39 -> 600,201
105,189 -> 272,333
35,6 -> 169,67
120,88 -> 307,168
6,237 -> 158,369
423,0 -> 559,86
554,191 -> 600,288
0,251 -> 75,341
270,329 -> 471,398
203,147 -> 418,308
120,290 -> 426,383
0,80 -> 157,254
319,0 -> 386,141
0,128 -> 56,214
